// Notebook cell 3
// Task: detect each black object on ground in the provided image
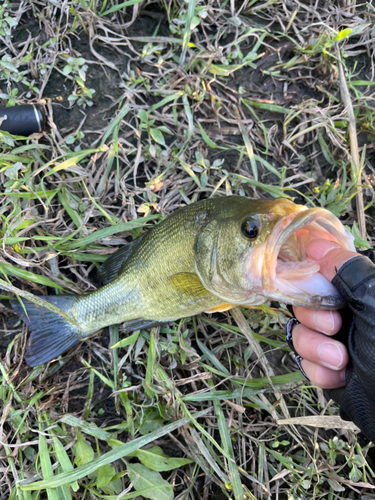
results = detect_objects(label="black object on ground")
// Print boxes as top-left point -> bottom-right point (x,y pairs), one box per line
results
0,104 -> 45,135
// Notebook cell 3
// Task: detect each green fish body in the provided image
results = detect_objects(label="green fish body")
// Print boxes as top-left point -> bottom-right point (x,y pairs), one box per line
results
12,196 -> 355,366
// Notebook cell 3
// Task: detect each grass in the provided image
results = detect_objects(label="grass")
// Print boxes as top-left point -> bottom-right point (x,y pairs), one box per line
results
1,0 -> 375,499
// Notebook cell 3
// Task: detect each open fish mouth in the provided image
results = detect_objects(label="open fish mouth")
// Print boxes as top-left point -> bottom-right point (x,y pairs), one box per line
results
261,207 -> 356,309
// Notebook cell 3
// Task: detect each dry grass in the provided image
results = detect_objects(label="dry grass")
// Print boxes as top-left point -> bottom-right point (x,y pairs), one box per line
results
1,1 -> 375,499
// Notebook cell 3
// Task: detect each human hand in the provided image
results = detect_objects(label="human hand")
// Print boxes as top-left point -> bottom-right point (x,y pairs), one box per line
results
291,239 -> 360,389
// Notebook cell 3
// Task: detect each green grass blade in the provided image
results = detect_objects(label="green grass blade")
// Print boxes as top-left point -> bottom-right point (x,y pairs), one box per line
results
112,331 -> 140,349
211,381 -> 244,499
101,0 -> 143,16
0,263 -> 65,290
57,215 -> 160,250
179,0 -> 196,65
52,436 -> 79,491
1,277 -> 78,327
145,328 -> 158,397
197,339 -> 231,376
20,410 -> 210,491
38,434 -> 58,500
59,415 -> 112,440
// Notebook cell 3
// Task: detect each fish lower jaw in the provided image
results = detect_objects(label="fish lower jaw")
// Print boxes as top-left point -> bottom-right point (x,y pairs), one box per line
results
267,271 -> 345,309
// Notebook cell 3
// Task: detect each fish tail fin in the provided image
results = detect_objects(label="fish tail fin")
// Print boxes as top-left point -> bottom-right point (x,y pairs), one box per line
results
11,295 -> 81,367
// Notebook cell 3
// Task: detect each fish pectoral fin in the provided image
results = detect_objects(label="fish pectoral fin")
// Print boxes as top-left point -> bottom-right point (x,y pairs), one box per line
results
168,272 -> 213,300
98,235 -> 144,284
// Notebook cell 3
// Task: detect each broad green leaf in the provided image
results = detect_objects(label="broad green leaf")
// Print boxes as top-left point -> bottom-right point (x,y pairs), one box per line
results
327,477 -> 345,492
128,463 -> 173,500
62,65 -> 72,75
349,464 -> 362,483
4,161 -> 22,179
127,445 -> 193,472
334,28 -> 353,41
96,464 -> 116,489
150,128 -> 165,146
73,430 -> 94,467
100,475 -> 123,495
138,109 -> 149,123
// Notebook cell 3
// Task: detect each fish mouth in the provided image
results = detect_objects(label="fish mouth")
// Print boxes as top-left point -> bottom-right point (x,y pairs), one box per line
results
261,206 -> 356,309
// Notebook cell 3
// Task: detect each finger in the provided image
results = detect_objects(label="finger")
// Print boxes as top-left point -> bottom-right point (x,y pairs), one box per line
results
300,359 -> 346,389
306,239 -> 360,281
293,306 -> 342,335
293,323 -> 349,371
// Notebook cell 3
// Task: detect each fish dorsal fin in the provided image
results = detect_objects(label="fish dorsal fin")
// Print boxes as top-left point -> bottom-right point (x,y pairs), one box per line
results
168,272 -> 213,300
98,235 -> 144,284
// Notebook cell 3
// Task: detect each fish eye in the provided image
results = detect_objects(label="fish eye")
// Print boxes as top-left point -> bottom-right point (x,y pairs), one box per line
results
241,217 -> 260,240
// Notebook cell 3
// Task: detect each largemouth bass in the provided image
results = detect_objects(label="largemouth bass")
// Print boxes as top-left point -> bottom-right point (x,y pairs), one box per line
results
12,196 -> 355,367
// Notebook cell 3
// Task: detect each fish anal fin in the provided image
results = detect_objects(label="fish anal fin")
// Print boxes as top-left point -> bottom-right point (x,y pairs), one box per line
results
99,236 -> 143,284
124,319 -> 165,331
205,304 -> 259,313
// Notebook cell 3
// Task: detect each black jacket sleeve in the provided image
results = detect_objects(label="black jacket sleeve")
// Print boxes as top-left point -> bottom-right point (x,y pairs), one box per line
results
326,250 -> 375,441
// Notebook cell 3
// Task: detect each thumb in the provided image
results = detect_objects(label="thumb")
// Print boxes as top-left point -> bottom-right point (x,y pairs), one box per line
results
306,239 -> 360,282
